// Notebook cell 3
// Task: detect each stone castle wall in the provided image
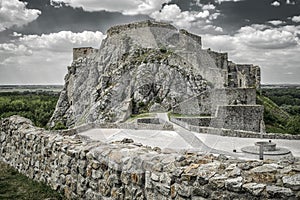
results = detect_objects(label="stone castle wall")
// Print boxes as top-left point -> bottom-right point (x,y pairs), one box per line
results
212,105 -> 264,132
171,105 -> 263,133
107,20 -> 177,37
1,116 -> 300,199
173,88 -> 257,116
73,47 -> 97,60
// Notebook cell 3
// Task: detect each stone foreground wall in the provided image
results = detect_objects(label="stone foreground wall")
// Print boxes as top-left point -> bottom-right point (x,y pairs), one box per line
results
1,116 -> 300,199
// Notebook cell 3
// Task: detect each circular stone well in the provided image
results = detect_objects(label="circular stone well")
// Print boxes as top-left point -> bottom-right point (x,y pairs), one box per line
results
255,141 -> 276,151
241,140 -> 290,155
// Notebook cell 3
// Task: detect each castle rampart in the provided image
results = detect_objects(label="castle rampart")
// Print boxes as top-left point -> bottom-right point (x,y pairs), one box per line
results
1,116 -> 300,199
106,20 -> 177,37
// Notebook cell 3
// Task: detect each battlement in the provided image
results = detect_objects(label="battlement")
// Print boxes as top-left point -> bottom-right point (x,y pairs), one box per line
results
106,20 -> 177,37
179,29 -> 202,46
73,47 -> 97,60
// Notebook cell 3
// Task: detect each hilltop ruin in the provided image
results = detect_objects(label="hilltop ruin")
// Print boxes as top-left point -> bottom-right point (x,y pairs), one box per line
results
49,20 -> 263,133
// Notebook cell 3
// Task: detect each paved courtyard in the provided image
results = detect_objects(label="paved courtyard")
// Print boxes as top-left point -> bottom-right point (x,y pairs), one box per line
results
79,127 -> 300,160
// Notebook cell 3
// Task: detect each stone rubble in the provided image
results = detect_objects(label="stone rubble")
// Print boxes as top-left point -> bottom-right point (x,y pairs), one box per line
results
1,116 -> 300,199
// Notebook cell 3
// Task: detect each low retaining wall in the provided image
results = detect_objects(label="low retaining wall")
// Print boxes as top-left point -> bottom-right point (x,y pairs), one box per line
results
170,117 -> 300,140
59,121 -> 174,136
1,116 -> 300,199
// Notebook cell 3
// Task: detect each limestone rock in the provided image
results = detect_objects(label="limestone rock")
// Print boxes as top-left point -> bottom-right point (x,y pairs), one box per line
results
251,163 -> 280,173
225,176 -> 243,192
282,174 -> 300,191
48,20 -> 261,129
242,182 -> 265,196
266,185 -> 294,198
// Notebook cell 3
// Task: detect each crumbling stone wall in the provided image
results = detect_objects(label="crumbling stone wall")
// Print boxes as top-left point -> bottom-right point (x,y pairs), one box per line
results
73,47 -> 97,60
212,105 -> 264,132
1,116 -> 300,199
173,88 -> 257,116
172,104 -> 263,132
227,62 -> 261,89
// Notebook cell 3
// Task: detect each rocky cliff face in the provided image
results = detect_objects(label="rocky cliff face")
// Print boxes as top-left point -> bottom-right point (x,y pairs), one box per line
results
49,21 -> 260,128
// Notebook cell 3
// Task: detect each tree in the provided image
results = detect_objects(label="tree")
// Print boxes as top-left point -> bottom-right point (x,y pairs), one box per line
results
286,116 -> 300,135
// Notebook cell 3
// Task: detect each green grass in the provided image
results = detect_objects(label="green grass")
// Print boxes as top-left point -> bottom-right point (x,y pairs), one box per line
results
168,112 -> 211,119
0,161 -> 65,200
0,92 -> 59,128
256,93 -> 300,134
127,113 -> 152,122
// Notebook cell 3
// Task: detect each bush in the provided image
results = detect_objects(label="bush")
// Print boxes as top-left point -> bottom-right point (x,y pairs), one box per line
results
286,116 -> 300,134
53,121 -> 67,130
0,92 -> 58,128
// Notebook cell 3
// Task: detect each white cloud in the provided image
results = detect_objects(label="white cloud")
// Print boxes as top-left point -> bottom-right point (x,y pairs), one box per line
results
286,0 -> 296,5
197,10 -> 210,18
150,4 -> 222,33
12,32 -> 22,37
50,0 -> 171,15
268,20 -> 285,26
0,43 -> 32,56
203,4 -> 216,10
202,24 -> 300,84
151,4 -> 199,29
291,15 -> 300,23
0,0 -> 41,32
150,4 -> 182,22
216,0 -> 243,4
19,31 -> 105,51
0,31 -> 105,84
271,1 -> 281,7
236,25 -> 298,49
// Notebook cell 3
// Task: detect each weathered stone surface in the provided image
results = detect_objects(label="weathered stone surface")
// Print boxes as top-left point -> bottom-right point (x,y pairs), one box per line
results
251,164 -> 280,174
266,185 -> 294,198
228,166 -> 242,178
208,174 -> 227,189
282,174 -> 300,190
192,186 -> 210,198
225,176 -> 243,192
1,115 -> 300,200
242,182 -> 265,196
48,20 -> 261,132
249,163 -> 283,184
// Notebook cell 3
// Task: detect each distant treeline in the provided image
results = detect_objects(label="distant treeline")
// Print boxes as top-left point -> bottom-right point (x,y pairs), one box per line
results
262,88 -> 300,116
259,87 -> 300,134
0,92 -> 59,128
0,88 -> 299,134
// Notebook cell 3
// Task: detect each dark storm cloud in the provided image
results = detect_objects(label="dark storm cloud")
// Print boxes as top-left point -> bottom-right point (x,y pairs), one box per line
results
17,0 -> 149,34
1,0 -> 299,84
213,0 -> 300,33
169,0 -> 300,34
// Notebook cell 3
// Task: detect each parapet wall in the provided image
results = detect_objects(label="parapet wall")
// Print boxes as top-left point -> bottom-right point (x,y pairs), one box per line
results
107,20 -> 177,37
1,116 -> 299,199
170,117 -> 300,140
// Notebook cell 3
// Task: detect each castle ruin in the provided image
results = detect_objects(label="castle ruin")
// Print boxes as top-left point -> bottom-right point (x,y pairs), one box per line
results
50,20 -> 264,133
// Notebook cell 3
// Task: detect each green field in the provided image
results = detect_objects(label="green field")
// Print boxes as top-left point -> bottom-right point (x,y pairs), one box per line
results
258,86 -> 300,134
0,161 -> 64,200
0,92 -> 59,128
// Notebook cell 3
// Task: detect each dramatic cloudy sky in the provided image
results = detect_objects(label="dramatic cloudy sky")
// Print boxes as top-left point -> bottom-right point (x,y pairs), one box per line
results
0,0 -> 299,84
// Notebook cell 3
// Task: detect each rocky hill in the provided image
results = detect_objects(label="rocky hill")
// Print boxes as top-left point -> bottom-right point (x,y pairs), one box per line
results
49,20 -> 261,129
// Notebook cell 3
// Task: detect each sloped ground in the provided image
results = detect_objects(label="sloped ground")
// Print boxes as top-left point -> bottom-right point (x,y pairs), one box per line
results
0,161 -> 65,200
